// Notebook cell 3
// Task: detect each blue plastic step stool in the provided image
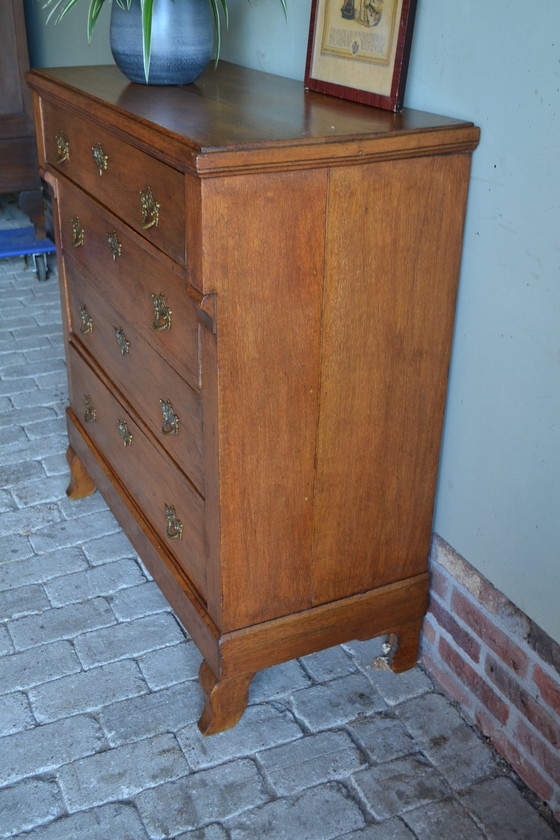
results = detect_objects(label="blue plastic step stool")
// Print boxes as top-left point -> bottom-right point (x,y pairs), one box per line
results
0,227 -> 56,281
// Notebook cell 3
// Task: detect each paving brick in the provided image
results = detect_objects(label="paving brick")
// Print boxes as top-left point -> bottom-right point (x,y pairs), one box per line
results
100,680 -> 201,746
28,660 -> 148,723
396,692 -> 496,791
58,732 -> 189,812
41,451 -> 69,476
0,624 -> 13,655
258,729 -> 366,796
0,406 -> 55,429
44,558 -> 145,607
29,509 -> 121,554
25,416 -> 67,440
226,781 -> 365,840
179,703 -> 303,770
81,530 -> 138,566
10,474 -> 68,508
347,714 -> 416,764
8,597 -> 115,650
0,690 -> 35,735
364,666 -> 434,707
109,580 -> 169,620
338,824 -> 415,840
0,641 -> 81,694
352,755 -> 451,820
291,673 -> 387,732
75,612 -> 185,668
403,797 -> 486,839
0,434 -> 67,466
300,646 -> 357,682
135,759 -> 269,838
139,641 -> 202,690
249,659 -> 312,703
0,425 -> 27,447
0,714 -> 105,786
459,777 -> 559,840
0,583 -> 50,621
58,490 -> 111,520
10,802 -> 150,840
0,778 -> 64,839
175,826 -> 228,840
0,546 -> 88,591
0,503 -> 63,540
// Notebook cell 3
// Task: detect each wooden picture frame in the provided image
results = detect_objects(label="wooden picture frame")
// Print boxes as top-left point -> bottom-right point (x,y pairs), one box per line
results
304,0 -> 418,112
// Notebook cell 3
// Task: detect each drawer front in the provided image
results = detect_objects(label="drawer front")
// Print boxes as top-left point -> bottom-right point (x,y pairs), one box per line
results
65,258 -> 204,494
67,342 -> 207,600
41,98 -> 186,265
58,179 -> 200,391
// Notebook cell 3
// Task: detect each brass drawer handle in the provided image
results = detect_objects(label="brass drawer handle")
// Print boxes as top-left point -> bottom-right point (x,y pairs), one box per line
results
56,132 -> 69,164
165,504 -> 183,540
117,418 -> 133,446
79,304 -> 93,335
71,217 -> 85,248
92,143 -> 108,175
140,187 -> 160,230
83,394 -> 96,423
160,399 -> 179,436
115,327 -> 130,355
151,293 -> 172,331
107,231 -> 122,260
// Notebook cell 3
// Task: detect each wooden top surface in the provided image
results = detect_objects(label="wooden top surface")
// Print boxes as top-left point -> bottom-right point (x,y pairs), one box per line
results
28,63 -> 479,174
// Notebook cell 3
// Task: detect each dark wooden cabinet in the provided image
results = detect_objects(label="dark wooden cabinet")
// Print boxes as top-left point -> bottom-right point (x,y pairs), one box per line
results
27,63 -> 479,733
0,0 -> 43,224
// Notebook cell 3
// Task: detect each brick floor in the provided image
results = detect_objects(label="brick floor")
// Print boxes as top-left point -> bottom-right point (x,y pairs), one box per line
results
1,193 -> 559,839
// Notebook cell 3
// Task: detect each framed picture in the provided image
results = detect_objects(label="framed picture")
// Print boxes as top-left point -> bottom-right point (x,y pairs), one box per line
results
304,0 -> 418,112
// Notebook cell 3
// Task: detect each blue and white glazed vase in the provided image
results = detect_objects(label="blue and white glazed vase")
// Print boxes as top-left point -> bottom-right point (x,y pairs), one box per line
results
110,0 -> 214,86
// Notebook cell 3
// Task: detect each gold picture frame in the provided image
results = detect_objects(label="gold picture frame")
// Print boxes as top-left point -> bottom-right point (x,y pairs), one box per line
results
304,0 -> 418,112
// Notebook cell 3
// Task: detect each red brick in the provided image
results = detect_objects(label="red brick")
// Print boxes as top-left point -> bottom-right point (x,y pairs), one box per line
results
485,655 -> 559,749
420,614 -> 437,648
515,717 -> 560,786
429,596 -> 481,663
452,589 -> 529,677
476,709 -> 554,804
533,665 -> 560,715
420,649 -> 474,714
439,636 -> 509,724
429,563 -> 450,602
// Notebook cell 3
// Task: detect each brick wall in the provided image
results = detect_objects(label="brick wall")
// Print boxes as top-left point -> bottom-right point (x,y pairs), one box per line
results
420,535 -> 560,821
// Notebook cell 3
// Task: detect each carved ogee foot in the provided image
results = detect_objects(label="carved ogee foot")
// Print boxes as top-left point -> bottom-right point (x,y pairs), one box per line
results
66,446 -> 96,499
197,660 -> 255,736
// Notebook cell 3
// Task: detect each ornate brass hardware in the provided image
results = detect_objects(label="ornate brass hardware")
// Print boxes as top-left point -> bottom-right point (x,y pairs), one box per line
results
92,143 -> 108,175
55,132 -> 69,164
107,231 -> 122,260
151,293 -> 172,331
83,394 -> 96,423
160,399 -> 179,436
79,304 -> 93,335
71,217 -> 85,248
140,187 -> 160,230
165,504 -> 183,540
117,418 -> 133,446
114,327 -> 130,355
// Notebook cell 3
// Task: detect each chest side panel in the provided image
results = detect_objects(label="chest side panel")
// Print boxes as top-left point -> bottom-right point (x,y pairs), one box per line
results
311,152 -> 473,605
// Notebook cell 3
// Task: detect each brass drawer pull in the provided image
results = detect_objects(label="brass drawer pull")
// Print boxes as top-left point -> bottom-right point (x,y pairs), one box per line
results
107,231 -> 122,260
79,304 -> 93,335
165,504 -> 183,540
140,187 -> 160,230
92,143 -> 108,175
117,418 -> 133,446
151,293 -> 172,331
55,132 -> 69,164
160,399 -> 179,436
115,327 -> 130,355
83,394 -> 96,423
71,217 -> 85,248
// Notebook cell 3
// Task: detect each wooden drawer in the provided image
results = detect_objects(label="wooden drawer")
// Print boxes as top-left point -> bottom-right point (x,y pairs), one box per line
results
64,258 -> 204,494
40,98 -> 186,265
66,341 -> 207,600
58,179 -> 200,391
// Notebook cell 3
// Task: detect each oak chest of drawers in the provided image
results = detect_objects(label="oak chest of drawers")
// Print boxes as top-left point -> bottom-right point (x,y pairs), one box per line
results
27,63 -> 479,733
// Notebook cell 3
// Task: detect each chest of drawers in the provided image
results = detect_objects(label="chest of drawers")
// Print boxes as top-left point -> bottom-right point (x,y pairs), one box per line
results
27,63 -> 479,733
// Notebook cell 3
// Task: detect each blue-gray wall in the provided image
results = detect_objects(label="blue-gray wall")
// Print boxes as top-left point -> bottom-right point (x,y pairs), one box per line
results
24,0 -> 560,642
